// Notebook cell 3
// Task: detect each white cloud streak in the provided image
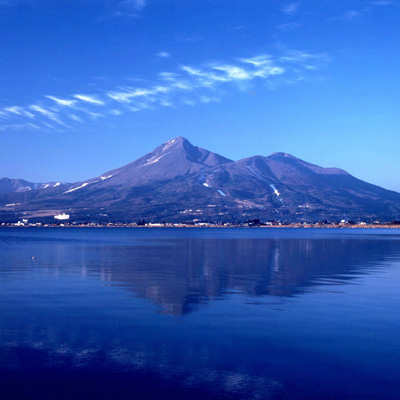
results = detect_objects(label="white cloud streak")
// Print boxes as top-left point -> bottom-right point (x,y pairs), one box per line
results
0,123 -> 37,131
29,105 -> 61,123
74,94 -> 104,105
121,0 -> 146,9
46,96 -> 76,107
200,96 -> 220,104
107,86 -> 170,103
334,1 -> 395,22
370,1 -> 393,5
0,51 -> 327,132
342,10 -> 362,21
114,0 -> 146,16
157,52 -> 170,58
277,22 -> 302,32
5,106 -> 34,118
282,3 -> 298,15
69,114 -> 82,122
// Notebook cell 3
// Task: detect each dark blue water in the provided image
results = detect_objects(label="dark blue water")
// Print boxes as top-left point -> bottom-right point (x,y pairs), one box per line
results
0,228 -> 399,399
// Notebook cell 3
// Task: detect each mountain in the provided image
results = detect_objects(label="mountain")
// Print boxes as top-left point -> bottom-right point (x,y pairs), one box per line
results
1,137 -> 400,223
103,136 -> 232,186
204,152 -> 400,219
0,177 -> 63,194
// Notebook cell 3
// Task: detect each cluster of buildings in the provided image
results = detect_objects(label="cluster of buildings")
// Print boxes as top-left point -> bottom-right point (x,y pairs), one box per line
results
2,218 -> 400,228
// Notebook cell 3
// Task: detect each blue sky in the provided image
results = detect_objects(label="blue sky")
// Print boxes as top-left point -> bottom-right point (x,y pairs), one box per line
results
0,0 -> 399,191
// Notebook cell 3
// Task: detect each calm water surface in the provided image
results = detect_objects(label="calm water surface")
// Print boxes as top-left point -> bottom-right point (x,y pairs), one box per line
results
0,228 -> 399,399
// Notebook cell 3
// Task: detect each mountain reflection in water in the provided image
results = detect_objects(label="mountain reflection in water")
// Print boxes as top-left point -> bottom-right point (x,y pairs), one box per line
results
1,228 -> 399,400
70,236 -> 399,315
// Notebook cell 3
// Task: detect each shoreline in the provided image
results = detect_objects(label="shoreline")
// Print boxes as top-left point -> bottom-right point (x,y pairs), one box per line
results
1,224 -> 400,229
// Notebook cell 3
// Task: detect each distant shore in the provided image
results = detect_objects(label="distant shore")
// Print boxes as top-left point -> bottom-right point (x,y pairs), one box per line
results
2,223 -> 400,229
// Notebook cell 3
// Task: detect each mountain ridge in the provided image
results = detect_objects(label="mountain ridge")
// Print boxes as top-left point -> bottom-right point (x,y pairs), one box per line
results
1,136 -> 399,223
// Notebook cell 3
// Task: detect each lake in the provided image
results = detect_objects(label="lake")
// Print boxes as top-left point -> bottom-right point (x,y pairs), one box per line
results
0,227 -> 399,399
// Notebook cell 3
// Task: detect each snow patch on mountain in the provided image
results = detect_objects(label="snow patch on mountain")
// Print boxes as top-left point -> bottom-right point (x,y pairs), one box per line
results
142,138 -> 180,167
143,153 -> 167,166
64,182 -> 89,194
162,138 -> 176,152
270,184 -> 283,203
16,186 -> 32,192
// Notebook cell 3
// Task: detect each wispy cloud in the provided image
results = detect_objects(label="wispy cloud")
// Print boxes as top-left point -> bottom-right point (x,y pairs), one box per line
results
110,12 -> 138,18
109,109 -> 123,116
179,58 -> 285,90
213,65 -> 252,80
85,111 -> 104,120
4,106 -> 34,118
121,0 -> 146,10
341,10 -> 362,21
157,51 -> 171,58
279,50 -> 329,64
74,94 -> 104,105
335,1 -> 395,22
46,96 -> 76,107
0,50 -> 328,132
0,123 -> 39,131
200,96 -> 220,104
68,114 -> 83,123
282,3 -> 298,15
277,22 -> 302,32
107,86 -> 170,103
370,1 -> 393,5
111,0 -> 146,17
29,105 -> 60,122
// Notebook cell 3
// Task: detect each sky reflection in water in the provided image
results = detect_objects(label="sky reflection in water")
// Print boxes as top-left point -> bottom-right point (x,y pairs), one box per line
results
0,228 -> 399,399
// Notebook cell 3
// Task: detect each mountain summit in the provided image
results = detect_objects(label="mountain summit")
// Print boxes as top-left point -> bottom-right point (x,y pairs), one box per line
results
1,137 -> 400,222
98,136 -> 232,186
